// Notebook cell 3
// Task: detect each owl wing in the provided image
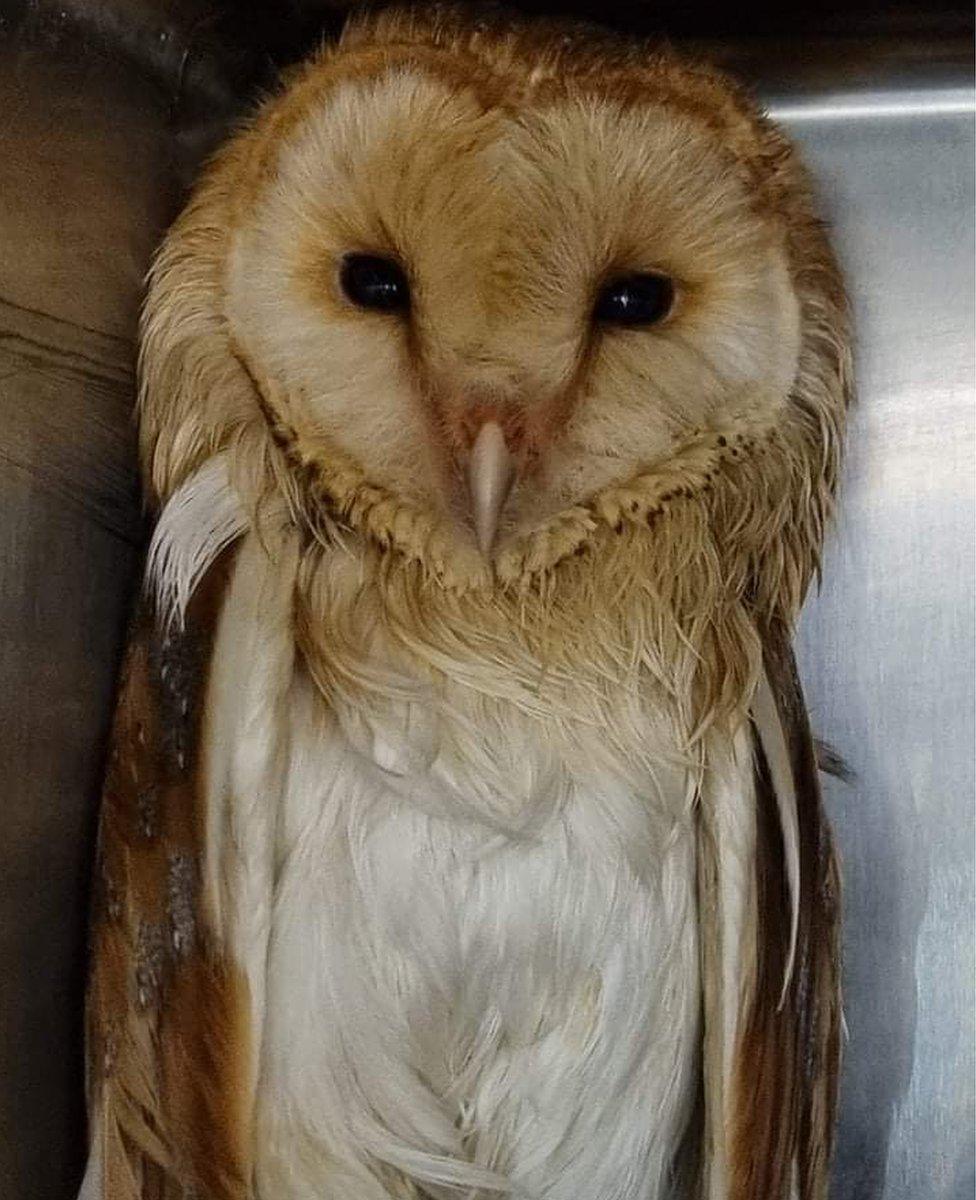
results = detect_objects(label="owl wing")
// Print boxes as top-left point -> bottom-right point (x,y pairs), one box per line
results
82,549 -> 253,1200
699,619 -> 842,1200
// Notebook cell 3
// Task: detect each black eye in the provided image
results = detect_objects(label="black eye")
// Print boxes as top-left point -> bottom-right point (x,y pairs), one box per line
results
593,272 -> 675,327
340,253 -> 410,313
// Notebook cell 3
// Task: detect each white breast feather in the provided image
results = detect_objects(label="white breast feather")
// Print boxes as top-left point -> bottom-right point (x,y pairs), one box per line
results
150,462 -> 707,1200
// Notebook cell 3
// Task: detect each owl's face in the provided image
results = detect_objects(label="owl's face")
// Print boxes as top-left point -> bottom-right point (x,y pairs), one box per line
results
221,29 -> 803,560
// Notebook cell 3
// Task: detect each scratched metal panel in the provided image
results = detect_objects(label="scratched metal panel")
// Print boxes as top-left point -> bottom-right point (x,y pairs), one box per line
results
764,60 -> 975,1200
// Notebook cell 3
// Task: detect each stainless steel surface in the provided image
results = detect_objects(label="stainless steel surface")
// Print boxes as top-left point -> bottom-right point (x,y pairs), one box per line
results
765,52 -> 975,1200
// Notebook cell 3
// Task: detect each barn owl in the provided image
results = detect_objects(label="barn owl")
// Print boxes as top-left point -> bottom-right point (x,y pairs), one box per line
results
80,7 -> 851,1200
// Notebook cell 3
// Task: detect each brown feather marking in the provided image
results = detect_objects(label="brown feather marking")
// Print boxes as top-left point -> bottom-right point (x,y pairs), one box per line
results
86,548 -> 250,1199
729,722 -> 798,1200
729,623 -> 842,1200
763,625 -> 842,1200
160,952 -> 252,1200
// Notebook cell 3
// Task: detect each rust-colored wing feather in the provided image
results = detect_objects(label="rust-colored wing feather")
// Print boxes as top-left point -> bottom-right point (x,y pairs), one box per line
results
85,550 -> 252,1200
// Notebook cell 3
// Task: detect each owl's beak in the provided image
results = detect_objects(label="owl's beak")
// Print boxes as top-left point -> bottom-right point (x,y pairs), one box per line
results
467,422 -> 516,557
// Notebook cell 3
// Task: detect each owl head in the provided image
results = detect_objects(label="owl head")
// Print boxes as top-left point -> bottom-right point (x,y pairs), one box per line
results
141,5 -> 849,620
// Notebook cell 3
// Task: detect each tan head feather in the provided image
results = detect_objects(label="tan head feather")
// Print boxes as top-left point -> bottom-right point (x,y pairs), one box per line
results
139,6 -> 851,732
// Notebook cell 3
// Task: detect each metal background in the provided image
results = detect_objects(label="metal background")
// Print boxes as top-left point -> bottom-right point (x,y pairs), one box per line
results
0,11 -> 972,1198
763,44 -> 975,1200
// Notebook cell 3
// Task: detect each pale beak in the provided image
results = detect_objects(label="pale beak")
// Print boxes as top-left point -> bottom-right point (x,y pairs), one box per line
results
467,422 -> 516,557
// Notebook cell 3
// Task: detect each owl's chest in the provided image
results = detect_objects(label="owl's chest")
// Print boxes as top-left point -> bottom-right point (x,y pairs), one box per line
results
253,659 -> 701,1198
